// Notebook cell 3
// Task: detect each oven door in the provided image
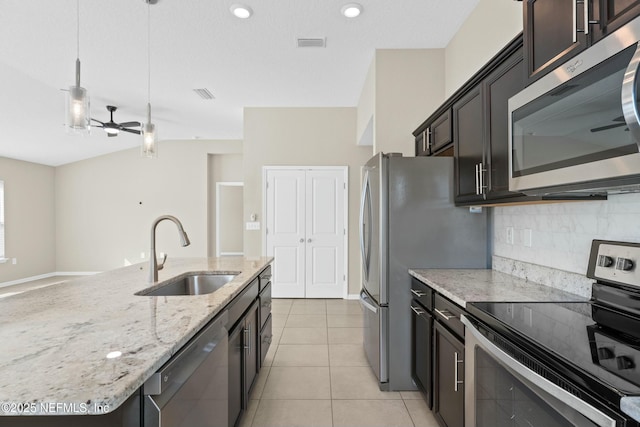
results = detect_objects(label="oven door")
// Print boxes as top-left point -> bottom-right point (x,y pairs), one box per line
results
462,315 -> 617,427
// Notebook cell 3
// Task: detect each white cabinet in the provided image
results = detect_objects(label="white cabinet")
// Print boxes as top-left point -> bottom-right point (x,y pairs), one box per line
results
265,168 -> 347,298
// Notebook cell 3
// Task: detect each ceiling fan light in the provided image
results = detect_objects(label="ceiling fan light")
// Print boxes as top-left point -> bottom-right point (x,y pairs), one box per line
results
341,3 -> 362,18
105,127 -> 119,135
230,4 -> 252,19
142,122 -> 158,158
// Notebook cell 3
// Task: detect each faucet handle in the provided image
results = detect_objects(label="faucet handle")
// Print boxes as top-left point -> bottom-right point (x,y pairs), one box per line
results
158,253 -> 168,271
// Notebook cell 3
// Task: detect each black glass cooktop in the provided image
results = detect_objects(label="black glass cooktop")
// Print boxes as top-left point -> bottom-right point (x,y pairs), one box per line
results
466,300 -> 640,400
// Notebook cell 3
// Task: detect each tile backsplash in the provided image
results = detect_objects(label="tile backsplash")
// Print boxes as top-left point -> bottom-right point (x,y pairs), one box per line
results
493,192 -> 640,276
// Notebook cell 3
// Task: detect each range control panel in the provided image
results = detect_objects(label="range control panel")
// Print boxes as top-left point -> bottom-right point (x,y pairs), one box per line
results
588,325 -> 640,386
588,240 -> 640,289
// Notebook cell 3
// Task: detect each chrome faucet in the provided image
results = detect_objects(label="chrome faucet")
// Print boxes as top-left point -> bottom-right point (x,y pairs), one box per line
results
149,215 -> 191,283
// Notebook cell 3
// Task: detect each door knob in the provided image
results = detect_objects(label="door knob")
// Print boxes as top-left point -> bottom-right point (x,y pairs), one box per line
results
308,238 -> 312,243
299,238 -> 304,243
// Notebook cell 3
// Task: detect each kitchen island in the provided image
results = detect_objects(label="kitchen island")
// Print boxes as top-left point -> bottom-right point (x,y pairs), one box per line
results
0,256 -> 272,425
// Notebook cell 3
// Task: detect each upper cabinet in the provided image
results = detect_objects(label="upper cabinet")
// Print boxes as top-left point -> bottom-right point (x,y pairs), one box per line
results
415,110 -> 452,156
524,0 -> 640,83
454,47 -> 527,205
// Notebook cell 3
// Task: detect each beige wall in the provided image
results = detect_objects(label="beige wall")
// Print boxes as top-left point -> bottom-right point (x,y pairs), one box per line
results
0,157 -> 56,282
375,49 -> 446,156
243,107 -> 371,295
444,0 -> 522,97
208,154 -> 244,256
357,56 -> 376,147
55,140 -> 242,272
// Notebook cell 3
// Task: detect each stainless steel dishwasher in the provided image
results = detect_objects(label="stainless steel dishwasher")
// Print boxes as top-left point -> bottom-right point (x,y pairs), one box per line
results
143,311 -> 228,427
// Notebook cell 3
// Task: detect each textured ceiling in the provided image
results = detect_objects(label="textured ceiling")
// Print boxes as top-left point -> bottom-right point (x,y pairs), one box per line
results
0,0 -> 479,166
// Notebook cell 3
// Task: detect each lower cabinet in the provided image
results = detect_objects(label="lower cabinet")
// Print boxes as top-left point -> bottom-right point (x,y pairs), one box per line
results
228,265 -> 272,427
433,321 -> 465,427
411,300 -> 433,408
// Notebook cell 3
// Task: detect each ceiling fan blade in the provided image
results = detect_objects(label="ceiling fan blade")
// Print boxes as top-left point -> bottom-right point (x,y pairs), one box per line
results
590,122 -> 627,133
91,118 -> 105,125
118,121 -> 141,128
121,128 -> 141,135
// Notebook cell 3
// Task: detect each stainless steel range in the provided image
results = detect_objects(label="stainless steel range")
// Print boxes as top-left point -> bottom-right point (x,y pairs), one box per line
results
464,240 -> 640,426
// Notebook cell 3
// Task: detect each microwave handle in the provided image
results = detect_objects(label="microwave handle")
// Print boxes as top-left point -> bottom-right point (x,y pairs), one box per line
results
621,42 -> 640,147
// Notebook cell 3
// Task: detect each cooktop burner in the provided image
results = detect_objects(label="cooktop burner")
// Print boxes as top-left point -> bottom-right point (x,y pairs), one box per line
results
468,240 -> 640,405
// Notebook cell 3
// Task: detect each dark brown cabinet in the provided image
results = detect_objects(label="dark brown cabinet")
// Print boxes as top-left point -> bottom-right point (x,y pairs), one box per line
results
453,86 -> 484,204
483,48 -> 527,199
524,0 -> 640,82
433,321 -> 465,427
454,45 -> 527,205
593,0 -> 640,41
415,110 -> 452,156
228,265 -> 272,427
410,278 -> 434,408
524,0 -> 589,83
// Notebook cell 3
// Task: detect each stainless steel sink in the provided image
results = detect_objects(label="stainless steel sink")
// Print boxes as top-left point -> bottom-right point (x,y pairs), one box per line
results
137,273 -> 238,296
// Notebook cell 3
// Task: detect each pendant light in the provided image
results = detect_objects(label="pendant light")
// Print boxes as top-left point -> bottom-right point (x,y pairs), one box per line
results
65,0 -> 90,134
142,0 -> 158,158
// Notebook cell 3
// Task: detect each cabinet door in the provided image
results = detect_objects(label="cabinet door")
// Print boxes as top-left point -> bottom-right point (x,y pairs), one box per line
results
415,130 -> 429,156
593,0 -> 640,42
228,324 -> 243,427
484,47 -> 526,199
430,110 -> 452,154
453,85 -> 484,204
411,302 -> 433,408
433,322 -> 464,427
243,301 -> 259,405
524,0 -> 588,82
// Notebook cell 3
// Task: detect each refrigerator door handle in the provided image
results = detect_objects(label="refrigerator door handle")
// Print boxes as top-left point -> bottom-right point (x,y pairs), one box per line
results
359,171 -> 368,282
360,289 -> 378,313
365,176 -> 372,277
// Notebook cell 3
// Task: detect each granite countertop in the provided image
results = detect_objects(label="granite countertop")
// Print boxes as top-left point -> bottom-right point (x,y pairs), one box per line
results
0,256 -> 272,416
409,268 -> 588,308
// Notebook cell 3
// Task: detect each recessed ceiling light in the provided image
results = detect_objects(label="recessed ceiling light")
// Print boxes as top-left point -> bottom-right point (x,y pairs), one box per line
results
106,351 -> 122,359
341,3 -> 362,18
230,4 -> 253,19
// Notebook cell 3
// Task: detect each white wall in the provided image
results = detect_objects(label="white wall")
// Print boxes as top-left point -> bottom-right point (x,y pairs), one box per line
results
445,0 -> 522,96
0,157 -> 56,282
375,49 -> 445,156
243,107 -> 371,296
208,154 -> 243,256
55,140 -> 242,272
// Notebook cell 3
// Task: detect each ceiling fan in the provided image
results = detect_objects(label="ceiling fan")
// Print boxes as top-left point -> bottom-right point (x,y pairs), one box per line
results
91,105 -> 141,137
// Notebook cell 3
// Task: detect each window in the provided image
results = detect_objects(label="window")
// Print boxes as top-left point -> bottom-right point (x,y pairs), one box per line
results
0,181 -> 4,260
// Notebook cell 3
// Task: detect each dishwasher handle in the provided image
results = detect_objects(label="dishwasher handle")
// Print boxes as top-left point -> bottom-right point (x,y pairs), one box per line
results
143,310 -> 228,397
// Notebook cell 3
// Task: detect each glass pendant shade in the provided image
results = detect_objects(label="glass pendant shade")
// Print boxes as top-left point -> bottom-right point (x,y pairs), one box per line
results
65,59 -> 90,133
141,104 -> 158,158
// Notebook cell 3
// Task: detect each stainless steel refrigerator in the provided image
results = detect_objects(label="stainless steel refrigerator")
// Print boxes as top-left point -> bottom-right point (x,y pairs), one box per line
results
359,153 -> 488,391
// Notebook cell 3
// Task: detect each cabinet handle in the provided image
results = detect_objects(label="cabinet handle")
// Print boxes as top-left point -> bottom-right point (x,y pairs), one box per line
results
454,351 -> 464,392
435,308 -> 455,321
576,0 -> 598,35
427,128 -> 432,150
479,162 -> 486,195
244,325 -> 251,354
573,0 -> 578,43
410,289 -> 426,297
474,163 -> 480,195
422,131 -> 426,153
411,305 -> 425,316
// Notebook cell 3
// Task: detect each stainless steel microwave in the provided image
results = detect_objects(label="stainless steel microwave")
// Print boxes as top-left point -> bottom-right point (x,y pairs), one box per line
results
509,15 -> 640,195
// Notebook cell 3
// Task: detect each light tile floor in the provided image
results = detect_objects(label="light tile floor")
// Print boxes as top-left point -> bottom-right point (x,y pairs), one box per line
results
239,298 -> 440,427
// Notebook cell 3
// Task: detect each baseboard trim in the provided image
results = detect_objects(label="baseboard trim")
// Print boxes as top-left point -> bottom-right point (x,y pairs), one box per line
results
346,293 -> 360,300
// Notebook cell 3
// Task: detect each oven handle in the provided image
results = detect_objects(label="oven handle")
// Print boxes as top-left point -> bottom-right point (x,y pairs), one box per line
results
621,41 -> 640,148
461,315 -> 616,427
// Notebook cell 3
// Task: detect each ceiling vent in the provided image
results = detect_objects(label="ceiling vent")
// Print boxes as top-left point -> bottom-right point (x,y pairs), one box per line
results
193,88 -> 215,100
297,38 -> 326,48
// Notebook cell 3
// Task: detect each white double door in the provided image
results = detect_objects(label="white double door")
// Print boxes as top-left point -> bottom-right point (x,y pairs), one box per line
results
265,168 -> 347,298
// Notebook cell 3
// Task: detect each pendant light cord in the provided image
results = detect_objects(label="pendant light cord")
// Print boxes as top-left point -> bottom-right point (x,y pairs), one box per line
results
76,0 -> 80,59
147,0 -> 152,122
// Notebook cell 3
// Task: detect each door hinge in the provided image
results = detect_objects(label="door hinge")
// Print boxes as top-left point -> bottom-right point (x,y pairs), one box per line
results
266,181 -> 269,189
343,229 -> 346,235
343,274 -> 346,281
343,182 -> 346,190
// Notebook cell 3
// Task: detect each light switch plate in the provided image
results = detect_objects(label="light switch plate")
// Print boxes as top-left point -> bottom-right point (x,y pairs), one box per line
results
246,221 -> 261,231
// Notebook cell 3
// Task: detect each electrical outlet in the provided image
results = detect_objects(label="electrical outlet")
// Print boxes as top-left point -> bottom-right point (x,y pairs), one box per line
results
246,222 -> 260,231
506,227 -> 514,245
140,252 -> 145,259
11,258 -> 17,265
